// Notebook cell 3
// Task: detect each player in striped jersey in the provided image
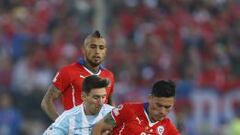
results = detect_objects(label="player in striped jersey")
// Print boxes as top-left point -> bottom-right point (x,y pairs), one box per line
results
43,75 -> 113,135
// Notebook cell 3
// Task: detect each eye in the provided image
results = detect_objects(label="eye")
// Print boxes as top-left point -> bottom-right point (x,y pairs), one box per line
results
164,106 -> 171,109
93,96 -> 99,100
90,44 -> 97,49
156,103 -> 171,109
99,45 -> 105,50
101,95 -> 106,99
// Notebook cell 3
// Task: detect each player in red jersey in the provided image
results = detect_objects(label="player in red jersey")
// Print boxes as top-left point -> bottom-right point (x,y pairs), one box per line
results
41,30 -> 115,121
92,80 -> 180,135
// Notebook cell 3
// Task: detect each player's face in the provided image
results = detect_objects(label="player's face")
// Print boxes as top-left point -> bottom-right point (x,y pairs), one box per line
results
84,88 -> 107,115
148,95 -> 174,122
83,37 -> 107,67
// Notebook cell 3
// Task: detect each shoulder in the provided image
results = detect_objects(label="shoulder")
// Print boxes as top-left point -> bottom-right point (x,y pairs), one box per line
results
58,62 -> 80,71
113,102 -> 142,114
103,104 -> 114,110
161,117 -> 180,134
161,117 -> 176,127
100,68 -> 114,76
55,106 -> 81,123
45,107 -> 81,134
121,102 -> 143,108
101,104 -> 114,114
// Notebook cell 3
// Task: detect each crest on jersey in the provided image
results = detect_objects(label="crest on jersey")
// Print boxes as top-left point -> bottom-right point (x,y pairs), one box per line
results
157,126 -> 164,135
112,104 -> 123,116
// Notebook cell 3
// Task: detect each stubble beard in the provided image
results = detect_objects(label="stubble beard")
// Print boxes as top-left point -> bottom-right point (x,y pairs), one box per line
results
87,58 -> 102,67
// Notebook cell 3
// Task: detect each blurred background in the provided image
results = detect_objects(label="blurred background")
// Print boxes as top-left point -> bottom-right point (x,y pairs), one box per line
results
0,0 -> 240,135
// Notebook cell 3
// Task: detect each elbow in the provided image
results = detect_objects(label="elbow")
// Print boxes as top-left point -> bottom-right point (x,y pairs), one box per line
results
41,98 -> 47,111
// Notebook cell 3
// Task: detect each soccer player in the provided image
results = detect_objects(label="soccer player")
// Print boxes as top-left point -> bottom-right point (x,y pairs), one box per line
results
92,80 -> 180,135
41,30 -> 115,121
43,75 -> 114,135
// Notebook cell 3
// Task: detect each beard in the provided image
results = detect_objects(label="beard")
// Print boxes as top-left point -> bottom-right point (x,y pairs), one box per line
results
86,57 -> 102,67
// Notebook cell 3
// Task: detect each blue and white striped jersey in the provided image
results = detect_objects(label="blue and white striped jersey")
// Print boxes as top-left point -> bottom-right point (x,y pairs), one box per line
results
43,104 -> 113,135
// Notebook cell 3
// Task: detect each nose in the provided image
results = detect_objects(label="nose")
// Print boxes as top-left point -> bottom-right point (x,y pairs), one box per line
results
95,46 -> 101,53
97,97 -> 105,105
156,107 -> 166,116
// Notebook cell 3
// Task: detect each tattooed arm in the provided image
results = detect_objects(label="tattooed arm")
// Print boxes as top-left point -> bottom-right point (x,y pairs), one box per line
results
41,85 -> 62,121
91,113 -> 116,135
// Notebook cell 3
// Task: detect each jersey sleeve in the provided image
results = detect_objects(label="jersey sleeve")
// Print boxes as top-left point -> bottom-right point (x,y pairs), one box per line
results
52,67 -> 71,92
111,104 -> 135,125
43,114 -> 69,135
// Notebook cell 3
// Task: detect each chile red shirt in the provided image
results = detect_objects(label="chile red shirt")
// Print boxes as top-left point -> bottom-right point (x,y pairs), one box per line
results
52,59 -> 115,110
111,103 -> 180,135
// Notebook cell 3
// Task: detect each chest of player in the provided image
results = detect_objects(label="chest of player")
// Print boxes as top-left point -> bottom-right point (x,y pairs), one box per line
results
68,71 -> 87,90
136,116 -> 168,135
68,71 -> 112,93
70,126 -> 93,135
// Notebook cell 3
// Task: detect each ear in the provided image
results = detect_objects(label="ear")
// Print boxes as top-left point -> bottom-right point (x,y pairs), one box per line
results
81,92 -> 87,101
81,46 -> 86,55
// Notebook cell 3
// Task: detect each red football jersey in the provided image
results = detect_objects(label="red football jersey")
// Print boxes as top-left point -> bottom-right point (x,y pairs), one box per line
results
111,103 -> 180,135
52,60 -> 115,110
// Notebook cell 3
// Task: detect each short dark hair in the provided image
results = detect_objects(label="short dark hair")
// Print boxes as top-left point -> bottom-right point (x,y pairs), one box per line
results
151,80 -> 176,97
82,75 -> 109,94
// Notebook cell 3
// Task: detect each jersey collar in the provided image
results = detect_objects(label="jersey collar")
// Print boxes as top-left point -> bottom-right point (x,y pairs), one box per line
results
78,58 -> 104,74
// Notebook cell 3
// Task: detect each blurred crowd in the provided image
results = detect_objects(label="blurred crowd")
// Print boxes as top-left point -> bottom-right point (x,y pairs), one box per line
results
0,0 -> 240,135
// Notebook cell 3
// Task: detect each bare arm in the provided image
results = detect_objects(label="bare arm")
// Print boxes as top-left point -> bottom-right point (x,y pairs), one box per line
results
92,113 -> 116,135
41,85 -> 61,121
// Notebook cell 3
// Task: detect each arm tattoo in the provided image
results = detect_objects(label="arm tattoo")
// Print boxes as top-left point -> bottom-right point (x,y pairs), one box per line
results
45,85 -> 61,100
104,113 -> 116,127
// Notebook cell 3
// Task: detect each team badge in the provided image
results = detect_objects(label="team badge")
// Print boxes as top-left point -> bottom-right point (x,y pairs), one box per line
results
112,104 -> 123,116
157,126 -> 164,135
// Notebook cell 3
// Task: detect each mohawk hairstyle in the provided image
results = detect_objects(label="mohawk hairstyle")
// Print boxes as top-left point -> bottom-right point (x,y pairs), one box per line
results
151,80 -> 176,97
82,75 -> 109,94
83,30 -> 104,46
90,30 -> 102,38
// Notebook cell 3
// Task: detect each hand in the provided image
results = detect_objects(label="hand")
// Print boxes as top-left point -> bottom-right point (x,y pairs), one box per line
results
102,129 -> 112,135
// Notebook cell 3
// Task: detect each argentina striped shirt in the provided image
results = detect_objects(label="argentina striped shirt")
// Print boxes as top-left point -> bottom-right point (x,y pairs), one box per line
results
43,104 -> 113,135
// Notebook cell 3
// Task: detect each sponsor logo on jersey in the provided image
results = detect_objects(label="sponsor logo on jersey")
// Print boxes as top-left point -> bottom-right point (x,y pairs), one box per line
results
136,117 -> 143,124
80,75 -> 85,78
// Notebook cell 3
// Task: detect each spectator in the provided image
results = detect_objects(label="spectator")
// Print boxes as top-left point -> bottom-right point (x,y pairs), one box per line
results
0,91 -> 22,135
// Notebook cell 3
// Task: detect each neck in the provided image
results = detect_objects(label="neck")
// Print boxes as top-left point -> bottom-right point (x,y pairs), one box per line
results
146,107 -> 155,123
84,61 -> 100,74
147,106 -> 164,122
83,103 -> 92,115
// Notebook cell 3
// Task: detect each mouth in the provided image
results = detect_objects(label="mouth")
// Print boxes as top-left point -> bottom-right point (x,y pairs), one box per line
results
156,115 -> 165,120
93,56 -> 101,59
93,56 -> 101,62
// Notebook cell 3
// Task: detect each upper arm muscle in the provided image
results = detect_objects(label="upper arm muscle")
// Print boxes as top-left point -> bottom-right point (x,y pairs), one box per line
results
44,85 -> 61,101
